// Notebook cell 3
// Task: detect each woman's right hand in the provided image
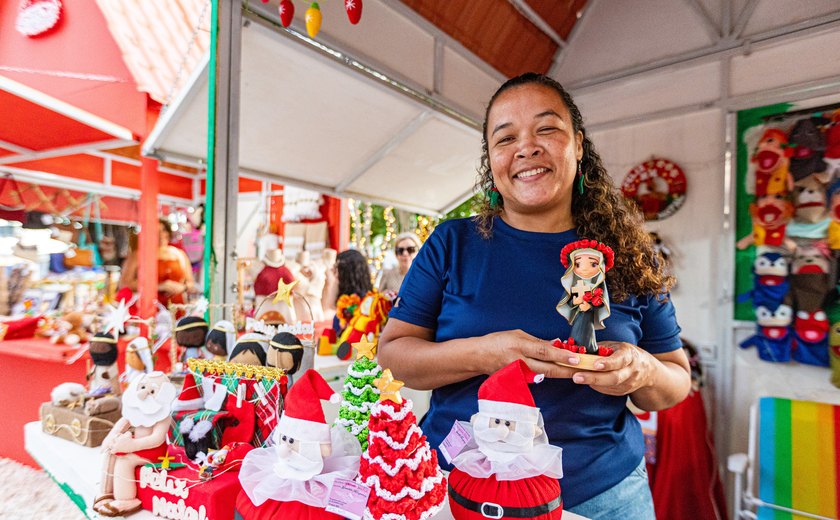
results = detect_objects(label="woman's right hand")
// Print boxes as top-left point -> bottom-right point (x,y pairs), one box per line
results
483,329 -> 582,378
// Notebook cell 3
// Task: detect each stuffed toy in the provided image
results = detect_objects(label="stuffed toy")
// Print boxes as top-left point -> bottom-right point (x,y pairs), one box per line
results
788,117 -> 828,181
88,332 -> 120,396
51,382 -> 87,408
93,372 -> 176,517
449,360 -> 563,519
333,291 -> 393,361
174,316 -> 209,362
738,249 -> 789,308
237,370 -> 360,520
229,333 -> 270,366
268,332 -> 304,398
121,337 -> 154,386
556,239 -> 614,358
824,123 -> 840,178
740,303 -> 793,362
736,195 -> 796,251
829,321 -> 840,388
792,310 -> 830,367
792,174 -> 830,224
789,241 -> 832,313
206,320 -> 236,361
752,128 -> 793,197
48,311 -> 91,346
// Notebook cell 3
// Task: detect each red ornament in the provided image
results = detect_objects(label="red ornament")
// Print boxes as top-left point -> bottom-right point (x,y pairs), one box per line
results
344,0 -> 363,24
278,0 -> 295,28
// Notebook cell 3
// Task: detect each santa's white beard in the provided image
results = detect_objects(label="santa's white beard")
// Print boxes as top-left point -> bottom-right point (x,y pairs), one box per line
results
272,443 -> 324,480
122,384 -> 176,427
473,419 -> 536,462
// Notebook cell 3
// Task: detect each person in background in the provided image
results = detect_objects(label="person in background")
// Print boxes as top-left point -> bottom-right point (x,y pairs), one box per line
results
378,72 -> 690,520
322,249 -> 372,332
377,232 -> 422,294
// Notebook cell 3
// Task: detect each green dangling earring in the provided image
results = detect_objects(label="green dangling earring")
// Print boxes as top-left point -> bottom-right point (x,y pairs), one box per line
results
488,186 -> 501,208
577,162 -> 585,195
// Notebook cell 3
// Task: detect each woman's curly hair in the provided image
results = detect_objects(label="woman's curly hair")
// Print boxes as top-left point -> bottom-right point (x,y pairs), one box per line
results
473,72 -> 675,301
336,249 -> 373,303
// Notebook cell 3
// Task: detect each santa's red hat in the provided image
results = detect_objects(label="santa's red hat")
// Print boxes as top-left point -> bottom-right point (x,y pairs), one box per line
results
277,369 -> 340,443
172,372 -> 204,412
477,360 -> 544,424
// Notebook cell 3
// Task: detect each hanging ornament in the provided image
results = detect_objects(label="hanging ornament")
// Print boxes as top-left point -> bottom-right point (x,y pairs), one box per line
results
278,0 -> 294,28
15,0 -> 62,37
345,0 -> 363,25
621,157 -> 687,221
305,2 -> 322,38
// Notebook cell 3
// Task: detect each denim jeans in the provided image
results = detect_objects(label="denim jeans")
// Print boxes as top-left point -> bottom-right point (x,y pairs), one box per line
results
567,458 -> 655,520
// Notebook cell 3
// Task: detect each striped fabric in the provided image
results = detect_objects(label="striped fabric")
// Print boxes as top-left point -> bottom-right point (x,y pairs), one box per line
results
757,397 -> 840,519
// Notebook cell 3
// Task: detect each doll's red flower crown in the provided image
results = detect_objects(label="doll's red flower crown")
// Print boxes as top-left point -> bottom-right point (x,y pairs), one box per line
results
560,239 -> 615,272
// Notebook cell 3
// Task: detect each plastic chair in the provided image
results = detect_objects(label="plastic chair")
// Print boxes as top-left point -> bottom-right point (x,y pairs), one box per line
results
728,397 -> 840,520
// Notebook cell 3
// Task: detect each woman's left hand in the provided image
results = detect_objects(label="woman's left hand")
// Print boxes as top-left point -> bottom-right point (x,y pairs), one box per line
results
570,341 -> 655,396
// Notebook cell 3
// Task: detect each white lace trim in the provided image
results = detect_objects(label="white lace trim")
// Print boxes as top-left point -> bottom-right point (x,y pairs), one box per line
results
341,400 -> 376,413
373,399 -> 413,421
368,425 -> 421,450
344,383 -> 378,397
348,364 -> 382,378
360,472 -> 445,502
364,502 -> 445,520
363,445 -> 431,476
336,418 -> 368,436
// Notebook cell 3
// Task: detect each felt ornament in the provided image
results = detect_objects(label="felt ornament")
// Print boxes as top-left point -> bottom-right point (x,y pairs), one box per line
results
229,333 -> 269,366
206,320 -> 236,361
556,239 -> 614,357
752,128 -> 793,197
88,332 -> 120,396
345,0 -> 362,24
237,370 -> 359,520
175,316 -> 209,362
268,332 -> 304,398
449,360 -> 563,520
94,372 -> 176,517
824,123 -> 840,178
278,0 -> 294,27
739,303 -> 793,363
792,174 -> 830,223
792,310 -> 830,367
789,242 -> 832,313
738,250 -> 789,308
305,2 -> 321,38
829,322 -> 840,389
736,195 -> 796,251
789,118 -> 828,181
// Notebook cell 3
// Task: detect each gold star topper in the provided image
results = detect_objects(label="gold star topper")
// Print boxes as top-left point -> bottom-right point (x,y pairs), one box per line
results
352,336 -> 377,361
374,368 -> 404,404
273,279 -> 298,305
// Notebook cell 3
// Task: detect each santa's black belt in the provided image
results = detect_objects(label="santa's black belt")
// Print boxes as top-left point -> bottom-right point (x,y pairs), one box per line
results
448,483 -> 562,519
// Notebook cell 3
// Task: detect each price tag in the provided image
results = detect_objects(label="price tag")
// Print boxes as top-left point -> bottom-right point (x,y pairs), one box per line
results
439,420 -> 472,464
325,478 -> 371,520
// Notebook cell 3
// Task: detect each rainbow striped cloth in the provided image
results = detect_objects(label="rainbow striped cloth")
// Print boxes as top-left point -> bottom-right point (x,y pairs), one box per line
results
758,397 -> 840,519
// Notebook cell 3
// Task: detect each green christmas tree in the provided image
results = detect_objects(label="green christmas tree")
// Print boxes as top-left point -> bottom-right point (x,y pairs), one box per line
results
334,336 -> 382,449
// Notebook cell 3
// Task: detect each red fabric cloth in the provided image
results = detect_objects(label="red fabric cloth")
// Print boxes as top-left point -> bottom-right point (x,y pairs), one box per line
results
648,390 -> 727,520
253,266 -> 295,296
0,316 -> 41,340
235,490 -> 344,520
115,442 -> 168,461
448,468 -> 562,520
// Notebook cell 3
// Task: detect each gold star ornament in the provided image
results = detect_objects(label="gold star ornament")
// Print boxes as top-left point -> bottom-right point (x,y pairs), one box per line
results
374,368 -> 404,404
352,336 -> 377,361
273,279 -> 298,305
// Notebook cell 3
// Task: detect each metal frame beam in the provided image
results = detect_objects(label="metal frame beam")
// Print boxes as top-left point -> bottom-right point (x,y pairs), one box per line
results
506,0 -> 566,48
682,0 -> 722,41
0,138 -> 135,165
730,0 -> 760,40
548,0 -> 600,77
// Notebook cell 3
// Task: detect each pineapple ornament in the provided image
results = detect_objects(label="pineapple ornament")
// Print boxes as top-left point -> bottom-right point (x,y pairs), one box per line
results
335,337 -> 382,450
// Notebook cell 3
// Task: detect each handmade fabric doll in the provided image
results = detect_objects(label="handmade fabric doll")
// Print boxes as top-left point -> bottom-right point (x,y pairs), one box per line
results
752,128 -> 793,197
789,241 -> 832,313
88,332 -> 120,396
556,239 -> 614,355
174,316 -> 209,362
205,320 -> 236,361
788,117 -> 828,181
268,332 -> 304,398
93,372 -> 176,517
449,360 -> 563,519
121,336 -> 154,385
791,174 -> 830,224
236,370 -> 360,520
739,303 -> 793,362
736,195 -> 796,251
229,333 -> 270,366
792,310 -> 830,367
738,249 -> 789,308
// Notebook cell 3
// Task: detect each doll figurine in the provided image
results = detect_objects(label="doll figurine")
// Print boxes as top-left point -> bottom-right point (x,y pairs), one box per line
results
556,239 -> 614,356
268,332 -> 304,398
88,332 -> 120,397
174,316 -> 209,363
205,320 -> 236,361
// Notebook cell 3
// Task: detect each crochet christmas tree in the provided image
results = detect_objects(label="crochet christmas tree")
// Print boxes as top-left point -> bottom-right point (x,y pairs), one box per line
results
335,337 -> 382,450
357,369 -> 447,520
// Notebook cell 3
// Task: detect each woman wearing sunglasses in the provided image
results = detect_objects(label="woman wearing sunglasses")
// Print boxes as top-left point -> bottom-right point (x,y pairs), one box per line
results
377,232 -> 422,293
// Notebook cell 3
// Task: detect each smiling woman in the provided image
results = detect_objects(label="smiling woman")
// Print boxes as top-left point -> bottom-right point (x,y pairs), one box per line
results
377,72 -> 691,520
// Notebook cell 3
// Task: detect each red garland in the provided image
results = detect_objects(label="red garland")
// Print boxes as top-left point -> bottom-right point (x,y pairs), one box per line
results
560,239 -> 615,272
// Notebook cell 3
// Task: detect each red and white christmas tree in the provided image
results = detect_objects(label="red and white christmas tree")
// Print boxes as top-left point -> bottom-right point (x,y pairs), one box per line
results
357,369 -> 447,520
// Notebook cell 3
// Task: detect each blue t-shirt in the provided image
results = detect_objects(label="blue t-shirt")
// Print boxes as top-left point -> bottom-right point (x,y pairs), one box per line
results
388,216 -> 681,508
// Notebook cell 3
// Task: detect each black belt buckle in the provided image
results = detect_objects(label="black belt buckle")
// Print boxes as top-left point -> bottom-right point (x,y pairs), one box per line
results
480,501 -> 504,519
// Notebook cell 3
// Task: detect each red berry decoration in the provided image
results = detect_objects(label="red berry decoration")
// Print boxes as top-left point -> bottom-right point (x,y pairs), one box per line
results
344,0 -> 362,24
278,0 -> 294,27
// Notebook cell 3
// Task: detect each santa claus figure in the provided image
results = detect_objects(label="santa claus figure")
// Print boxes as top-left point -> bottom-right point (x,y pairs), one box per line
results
449,360 -> 564,519
236,369 -> 361,519
93,371 -> 176,517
